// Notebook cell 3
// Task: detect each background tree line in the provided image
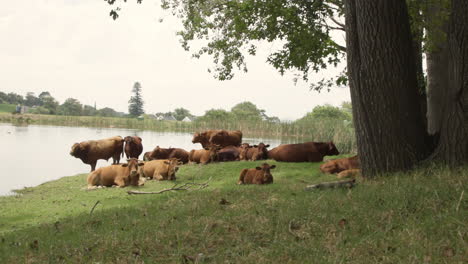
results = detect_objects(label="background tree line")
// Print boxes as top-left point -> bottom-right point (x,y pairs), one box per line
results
0,90 -> 124,117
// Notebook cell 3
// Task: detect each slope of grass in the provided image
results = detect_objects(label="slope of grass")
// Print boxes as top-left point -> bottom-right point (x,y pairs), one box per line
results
0,161 -> 466,263
0,104 -> 16,113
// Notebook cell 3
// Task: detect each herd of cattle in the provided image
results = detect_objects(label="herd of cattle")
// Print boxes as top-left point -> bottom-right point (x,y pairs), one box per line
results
69,130 -> 360,189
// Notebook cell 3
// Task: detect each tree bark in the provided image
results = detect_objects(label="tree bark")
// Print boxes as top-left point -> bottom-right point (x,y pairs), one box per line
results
425,1 -> 450,136
431,0 -> 468,165
345,0 -> 430,176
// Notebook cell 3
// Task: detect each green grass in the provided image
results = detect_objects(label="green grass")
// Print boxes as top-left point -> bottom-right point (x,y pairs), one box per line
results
0,104 -> 16,113
0,160 -> 466,263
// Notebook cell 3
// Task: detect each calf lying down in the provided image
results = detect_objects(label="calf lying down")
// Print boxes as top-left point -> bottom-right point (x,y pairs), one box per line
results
238,163 -> 276,185
87,158 -> 145,189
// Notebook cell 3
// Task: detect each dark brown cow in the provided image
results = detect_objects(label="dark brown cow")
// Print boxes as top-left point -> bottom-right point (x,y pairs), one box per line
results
143,151 -> 152,161
238,163 -> 276,185
124,136 -> 143,159
192,130 -> 243,148
188,146 -> 218,164
87,158 -> 145,189
70,136 -> 124,171
240,143 -> 270,161
145,146 -> 189,164
140,158 -> 181,181
320,155 -> 360,174
209,130 -> 242,148
217,146 -> 241,161
267,141 -> 339,162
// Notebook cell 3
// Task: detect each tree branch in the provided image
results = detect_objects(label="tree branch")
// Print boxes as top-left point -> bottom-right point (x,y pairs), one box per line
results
304,179 -> 356,190
127,179 -> 211,195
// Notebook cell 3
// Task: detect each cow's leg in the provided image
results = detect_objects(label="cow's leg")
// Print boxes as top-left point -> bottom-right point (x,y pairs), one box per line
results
90,162 -> 97,172
114,178 -> 126,187
153,172 -> 164,181
238,169 -> 247,184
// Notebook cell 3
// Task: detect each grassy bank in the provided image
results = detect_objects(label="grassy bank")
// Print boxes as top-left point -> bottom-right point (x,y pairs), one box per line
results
0,104 -> 15,113
0,161 -> 466,263
0,113 -> 356,153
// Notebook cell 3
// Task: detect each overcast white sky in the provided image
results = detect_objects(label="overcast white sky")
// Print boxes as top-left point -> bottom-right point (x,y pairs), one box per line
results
0,0 -> 350,121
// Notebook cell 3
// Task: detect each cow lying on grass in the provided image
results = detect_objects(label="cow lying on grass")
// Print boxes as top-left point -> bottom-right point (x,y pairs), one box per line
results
188,146 -> 218,164
320,155 -> 360,174
238,163 -> 276,185
140,158 -> 181,181
87,158 -> 145,189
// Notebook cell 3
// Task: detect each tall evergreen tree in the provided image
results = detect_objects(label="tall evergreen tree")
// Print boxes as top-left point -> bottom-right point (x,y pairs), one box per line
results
128,82 -> 144,116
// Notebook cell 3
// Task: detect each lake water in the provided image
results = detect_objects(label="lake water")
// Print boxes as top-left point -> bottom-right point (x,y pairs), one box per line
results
0,123 -> 293,196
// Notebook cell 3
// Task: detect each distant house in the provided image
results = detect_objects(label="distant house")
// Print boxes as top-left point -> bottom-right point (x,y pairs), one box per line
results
163,115 -> 176,121
182,116 -> 192,122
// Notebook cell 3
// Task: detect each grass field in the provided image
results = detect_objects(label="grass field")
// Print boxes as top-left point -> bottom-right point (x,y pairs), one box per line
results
0,160 -> 466,263
0,104 -> 16,113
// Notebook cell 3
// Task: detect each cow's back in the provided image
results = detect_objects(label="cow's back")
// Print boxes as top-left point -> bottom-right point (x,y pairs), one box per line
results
89,136 -> 123,160
87,164 -> 126,187
268,142 -> 323,162
141,160 -> 169,178
169,148 -> 189,163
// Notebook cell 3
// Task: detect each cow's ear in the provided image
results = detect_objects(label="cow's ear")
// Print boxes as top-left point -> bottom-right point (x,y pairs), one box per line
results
138,137 -> 142,141
138,162 -> 145,166
164,161 -> 170,164
265,144 -> 270,148
270,165 -> 276,169
121,163 -> 129,167
255,167 -> 262,170
177,162 -> 183,165
253,145 -> 258,148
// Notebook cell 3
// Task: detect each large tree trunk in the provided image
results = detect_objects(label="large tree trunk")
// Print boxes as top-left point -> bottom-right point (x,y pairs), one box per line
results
425,1 -> 450,136
431,0 -> 468,165
345,0 -> 430,176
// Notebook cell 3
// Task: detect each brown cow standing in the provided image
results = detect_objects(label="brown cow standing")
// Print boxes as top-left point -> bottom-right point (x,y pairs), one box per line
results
192,130 -> 221,148
70,136 -> 124,171
240,143 -> 270,161
188,147 -> 218,164
209,130 -> 243,148
140,158 -> 181,181
320,155 -> 360,174
238,163 -> 276,185
267,142 -> 339,162
124,136 -> 143,159
86,158 -> 145,189
192,130 -> 242,148
145,146 -> 189,164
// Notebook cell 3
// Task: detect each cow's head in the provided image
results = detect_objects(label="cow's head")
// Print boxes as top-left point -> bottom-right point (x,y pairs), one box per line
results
255,143 -> 270,160
255,163 -> 276,184
319,160 -> 339,174
70,142 -> 87,157
122,158 -> 145,185
143,151 -> 153,161
327,141 -> 340,156
204,145 -> 221,162
192,132 -> 204,143
164,158 -> 182,180
124,136 -> 134,143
